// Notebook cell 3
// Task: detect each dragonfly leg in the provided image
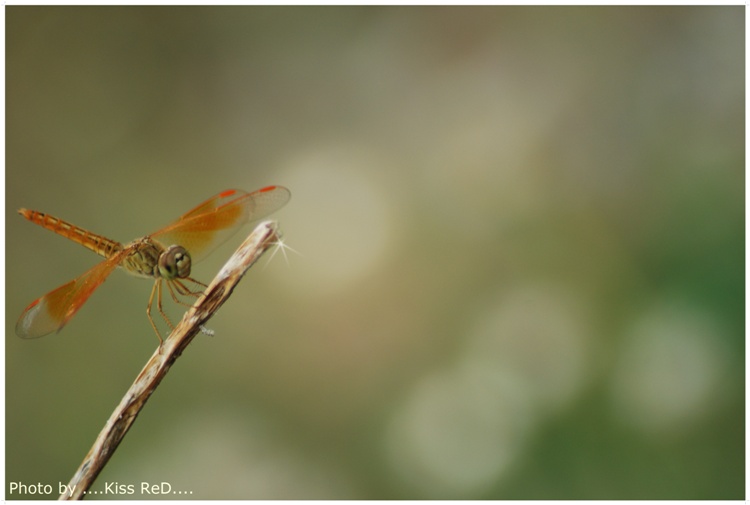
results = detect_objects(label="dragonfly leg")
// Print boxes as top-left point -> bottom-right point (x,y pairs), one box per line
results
155,279 -> 177,334
167,278 -> 205,308
169,278 -> 214,336
177,277 -> 207,295
146,280 -> 164,345
147,277 -> 206,345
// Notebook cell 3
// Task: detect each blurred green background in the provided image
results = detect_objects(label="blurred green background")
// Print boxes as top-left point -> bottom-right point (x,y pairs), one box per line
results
6,6 -> 743,500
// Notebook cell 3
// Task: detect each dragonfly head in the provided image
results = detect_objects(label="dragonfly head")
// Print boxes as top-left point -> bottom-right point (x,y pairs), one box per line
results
158,245 -> 192,279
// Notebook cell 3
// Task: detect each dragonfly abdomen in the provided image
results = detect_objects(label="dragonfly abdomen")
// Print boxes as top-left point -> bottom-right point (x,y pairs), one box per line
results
18,208 -> 123,258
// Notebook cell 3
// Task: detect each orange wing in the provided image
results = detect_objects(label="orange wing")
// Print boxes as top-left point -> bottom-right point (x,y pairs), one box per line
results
16,252 -> 125,338
151,186 -> 291,262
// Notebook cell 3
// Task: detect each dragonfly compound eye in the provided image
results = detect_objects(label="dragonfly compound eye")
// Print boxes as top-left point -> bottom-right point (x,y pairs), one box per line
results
159,245 -> 192,279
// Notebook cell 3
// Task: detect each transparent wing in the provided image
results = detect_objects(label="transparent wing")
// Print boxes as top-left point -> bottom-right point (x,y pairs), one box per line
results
16,255 -> 123,338
151,186 -> 290,263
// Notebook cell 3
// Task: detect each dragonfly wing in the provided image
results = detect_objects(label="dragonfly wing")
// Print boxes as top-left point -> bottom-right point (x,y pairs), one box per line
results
152,186 -> 290,263
16,256 -> 122,338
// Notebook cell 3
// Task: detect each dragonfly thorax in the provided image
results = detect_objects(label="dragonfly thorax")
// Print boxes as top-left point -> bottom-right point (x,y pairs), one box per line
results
120,239 -> 191,280
158,245 -> 192,280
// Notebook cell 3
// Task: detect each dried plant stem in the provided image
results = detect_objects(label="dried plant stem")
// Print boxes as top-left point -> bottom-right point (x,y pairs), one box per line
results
59,221 -> 281,500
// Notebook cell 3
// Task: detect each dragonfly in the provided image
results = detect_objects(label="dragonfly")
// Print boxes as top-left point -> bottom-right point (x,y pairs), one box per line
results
16,186 -> 291,341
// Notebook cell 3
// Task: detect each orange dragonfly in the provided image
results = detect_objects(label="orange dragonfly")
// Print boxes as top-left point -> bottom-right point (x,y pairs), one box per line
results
16,186 -> 291,341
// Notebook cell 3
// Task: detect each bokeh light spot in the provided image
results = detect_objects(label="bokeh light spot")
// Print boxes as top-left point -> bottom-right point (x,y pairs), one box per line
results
610,300 -> 729,436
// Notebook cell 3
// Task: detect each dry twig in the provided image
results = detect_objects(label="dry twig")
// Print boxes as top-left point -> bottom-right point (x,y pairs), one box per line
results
59,220 -> 281,500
